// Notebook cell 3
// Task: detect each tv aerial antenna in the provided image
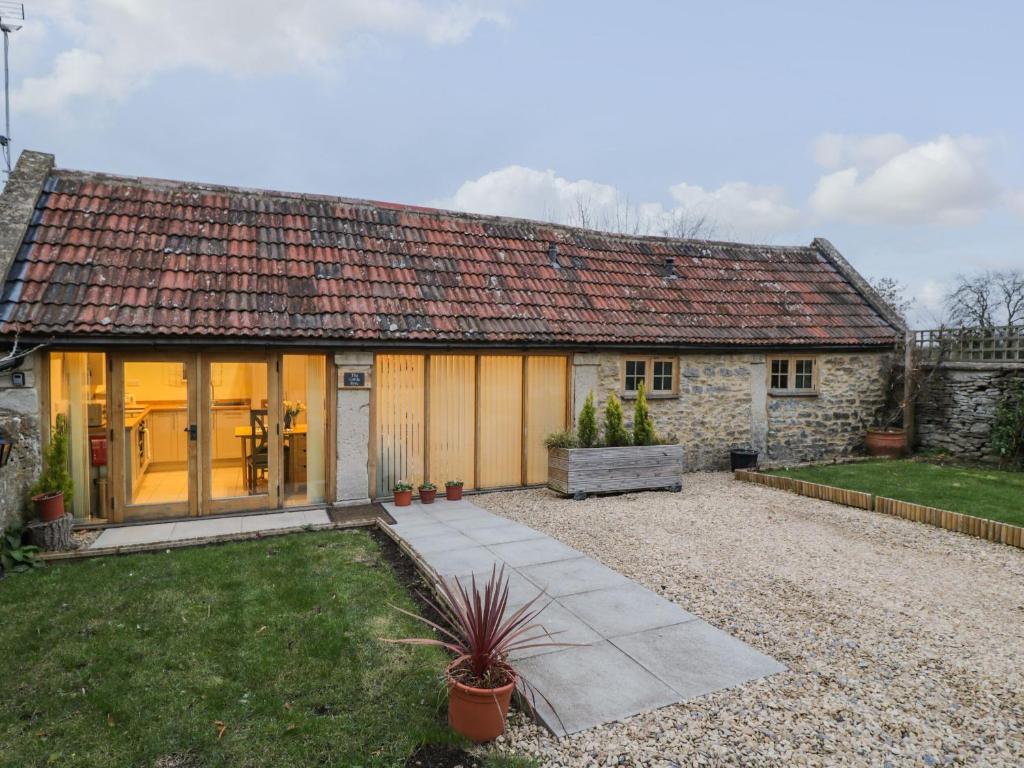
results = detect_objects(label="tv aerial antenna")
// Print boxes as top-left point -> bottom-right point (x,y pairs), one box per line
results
0,2 -> 23,177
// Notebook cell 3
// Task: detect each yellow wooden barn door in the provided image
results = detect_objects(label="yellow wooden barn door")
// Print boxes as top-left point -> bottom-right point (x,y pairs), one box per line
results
477,355 -> 523,488
374,354 -> 425,497
427,355 -> 476,488
525,355 -> 568,484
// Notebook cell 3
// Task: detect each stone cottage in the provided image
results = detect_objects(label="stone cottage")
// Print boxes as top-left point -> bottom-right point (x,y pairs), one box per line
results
0,151 -> 902,528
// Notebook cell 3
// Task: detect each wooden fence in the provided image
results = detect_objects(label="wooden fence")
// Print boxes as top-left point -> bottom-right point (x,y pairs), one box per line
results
734,469 -> 1024,550
912,325 -> 1023,363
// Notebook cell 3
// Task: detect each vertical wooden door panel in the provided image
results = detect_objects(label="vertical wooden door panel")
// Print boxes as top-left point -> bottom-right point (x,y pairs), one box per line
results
477,355 -> 523,488
374,354 -> 425,497
525,356 -> 569,484
427,355 -> 476,488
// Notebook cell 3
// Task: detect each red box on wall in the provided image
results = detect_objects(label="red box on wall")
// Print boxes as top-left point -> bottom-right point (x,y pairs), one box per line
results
89,434 -> 107,466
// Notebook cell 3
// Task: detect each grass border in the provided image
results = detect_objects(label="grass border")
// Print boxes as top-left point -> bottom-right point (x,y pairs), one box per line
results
734,468 -> 1024,550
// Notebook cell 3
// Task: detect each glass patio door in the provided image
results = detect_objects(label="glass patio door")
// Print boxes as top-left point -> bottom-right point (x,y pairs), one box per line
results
109,352 -> 199,522
200,352 -> 281,514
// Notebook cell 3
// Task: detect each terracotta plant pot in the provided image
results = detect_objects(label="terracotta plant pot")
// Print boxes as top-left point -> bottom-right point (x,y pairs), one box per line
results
32,491 -> 65,523
865,428 -> 907,458
446,484 -> 464,501
394,489 -> 412,507
446,661 -> 516,743
419,487 -> 437,504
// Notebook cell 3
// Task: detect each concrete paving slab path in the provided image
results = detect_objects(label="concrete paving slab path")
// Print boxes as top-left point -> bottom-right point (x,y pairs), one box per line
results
383,497 -> 785,737
91,508 -> 331,549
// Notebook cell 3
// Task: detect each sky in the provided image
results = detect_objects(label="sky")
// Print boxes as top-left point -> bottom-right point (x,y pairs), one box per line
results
7,0 -> 1024,326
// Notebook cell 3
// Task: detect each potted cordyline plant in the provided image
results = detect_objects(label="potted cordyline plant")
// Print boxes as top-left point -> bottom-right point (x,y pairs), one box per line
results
385,566 -> 567,742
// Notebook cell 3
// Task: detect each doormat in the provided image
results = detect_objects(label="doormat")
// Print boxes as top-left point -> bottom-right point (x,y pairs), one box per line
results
329,502 -> 394,525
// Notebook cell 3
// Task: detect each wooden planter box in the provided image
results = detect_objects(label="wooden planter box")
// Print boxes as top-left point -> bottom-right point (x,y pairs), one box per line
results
547,444 -> 684,499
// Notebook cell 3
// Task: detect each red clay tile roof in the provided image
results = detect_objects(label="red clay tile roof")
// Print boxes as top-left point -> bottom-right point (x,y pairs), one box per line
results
0,167 -> 900,347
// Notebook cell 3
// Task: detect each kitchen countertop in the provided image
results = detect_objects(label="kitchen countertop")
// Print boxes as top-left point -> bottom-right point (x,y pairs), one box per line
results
123,401 -> 253,429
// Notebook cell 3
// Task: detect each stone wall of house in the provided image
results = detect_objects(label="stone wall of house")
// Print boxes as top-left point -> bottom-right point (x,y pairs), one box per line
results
765,352 -> 889,465
0,351 -> 43,529
915,363 -> 1023,461
582,350 -> 888,470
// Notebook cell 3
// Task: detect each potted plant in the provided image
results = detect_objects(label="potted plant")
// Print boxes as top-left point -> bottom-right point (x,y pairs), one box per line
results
393,481 -> 413,506
547,389 -> 683,499
445,480 -> 464,501
866,335 -> 950,457
418,481 -> 437,504
283,400 -> 306,429
386,566 -> 565,742
30,416 -> 73,523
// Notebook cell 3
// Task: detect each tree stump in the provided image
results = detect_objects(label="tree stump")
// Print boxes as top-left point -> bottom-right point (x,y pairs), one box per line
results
26,514 -> 76,552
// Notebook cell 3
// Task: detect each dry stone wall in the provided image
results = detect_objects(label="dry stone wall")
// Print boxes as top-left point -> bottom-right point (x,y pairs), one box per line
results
916,363 -> 1023,460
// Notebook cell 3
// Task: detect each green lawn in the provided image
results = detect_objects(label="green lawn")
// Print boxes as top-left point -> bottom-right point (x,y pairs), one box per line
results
770,460 -> 1024,526
0,530 -> 528,768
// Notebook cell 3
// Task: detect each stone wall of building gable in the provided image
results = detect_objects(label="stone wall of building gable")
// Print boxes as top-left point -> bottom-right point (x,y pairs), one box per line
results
0,352 -> 43,529
582,350 -> 889,470
915,364 -> 1023,461
765,352 -> 889,465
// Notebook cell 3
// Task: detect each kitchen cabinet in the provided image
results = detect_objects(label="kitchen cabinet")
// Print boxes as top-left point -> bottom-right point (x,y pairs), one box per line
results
148,409 -> 187,466
212,407 -> 251,461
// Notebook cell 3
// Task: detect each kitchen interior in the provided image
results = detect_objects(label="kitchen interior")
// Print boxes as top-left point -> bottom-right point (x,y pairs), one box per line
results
47,352 -> 327,522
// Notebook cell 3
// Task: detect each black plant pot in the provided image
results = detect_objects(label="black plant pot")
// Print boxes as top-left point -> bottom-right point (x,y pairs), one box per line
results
729,448 -> 759,471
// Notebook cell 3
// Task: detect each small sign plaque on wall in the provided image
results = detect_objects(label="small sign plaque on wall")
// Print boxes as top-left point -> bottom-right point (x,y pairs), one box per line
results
340,369 -> 369,389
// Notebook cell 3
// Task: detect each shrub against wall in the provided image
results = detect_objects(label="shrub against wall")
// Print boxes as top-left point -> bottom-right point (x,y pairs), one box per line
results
577,392 -> 598,448
602,394 -> 631,447
991,380 -> 1024,467
632,382 -> 656,446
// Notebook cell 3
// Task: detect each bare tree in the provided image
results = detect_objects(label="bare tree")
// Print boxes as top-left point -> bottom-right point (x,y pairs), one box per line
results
659,206 -> 715,241
563,191 -> 716,240
869,276 -> 914,322
946,269 -> 1024,328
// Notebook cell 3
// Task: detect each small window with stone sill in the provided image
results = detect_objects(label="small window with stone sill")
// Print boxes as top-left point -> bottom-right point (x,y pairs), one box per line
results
622,357 -> 678,397
769,356 -> 818,396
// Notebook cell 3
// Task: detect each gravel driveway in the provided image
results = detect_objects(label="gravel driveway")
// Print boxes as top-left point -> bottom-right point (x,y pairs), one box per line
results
474,472 -> 1024,767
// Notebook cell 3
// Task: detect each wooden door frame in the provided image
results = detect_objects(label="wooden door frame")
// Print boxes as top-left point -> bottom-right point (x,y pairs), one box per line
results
109,350 -> 199,523
200,350 -> 281,515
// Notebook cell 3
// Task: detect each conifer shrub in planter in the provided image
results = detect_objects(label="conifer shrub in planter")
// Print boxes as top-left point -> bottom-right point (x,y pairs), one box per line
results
547,384 -> 683,499
385,565 -> 569,742
31,415 -> 73,523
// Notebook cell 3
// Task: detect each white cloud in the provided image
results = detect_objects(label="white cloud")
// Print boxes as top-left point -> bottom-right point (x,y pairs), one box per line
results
813,132 -> 909,170
436,165 -> 801,240
17,1 -> 509,112
809,134 -> 998,226
668,181 -> 800,235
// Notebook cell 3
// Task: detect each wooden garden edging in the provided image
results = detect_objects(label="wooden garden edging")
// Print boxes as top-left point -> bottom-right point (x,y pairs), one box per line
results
734,469 -> 1024,550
